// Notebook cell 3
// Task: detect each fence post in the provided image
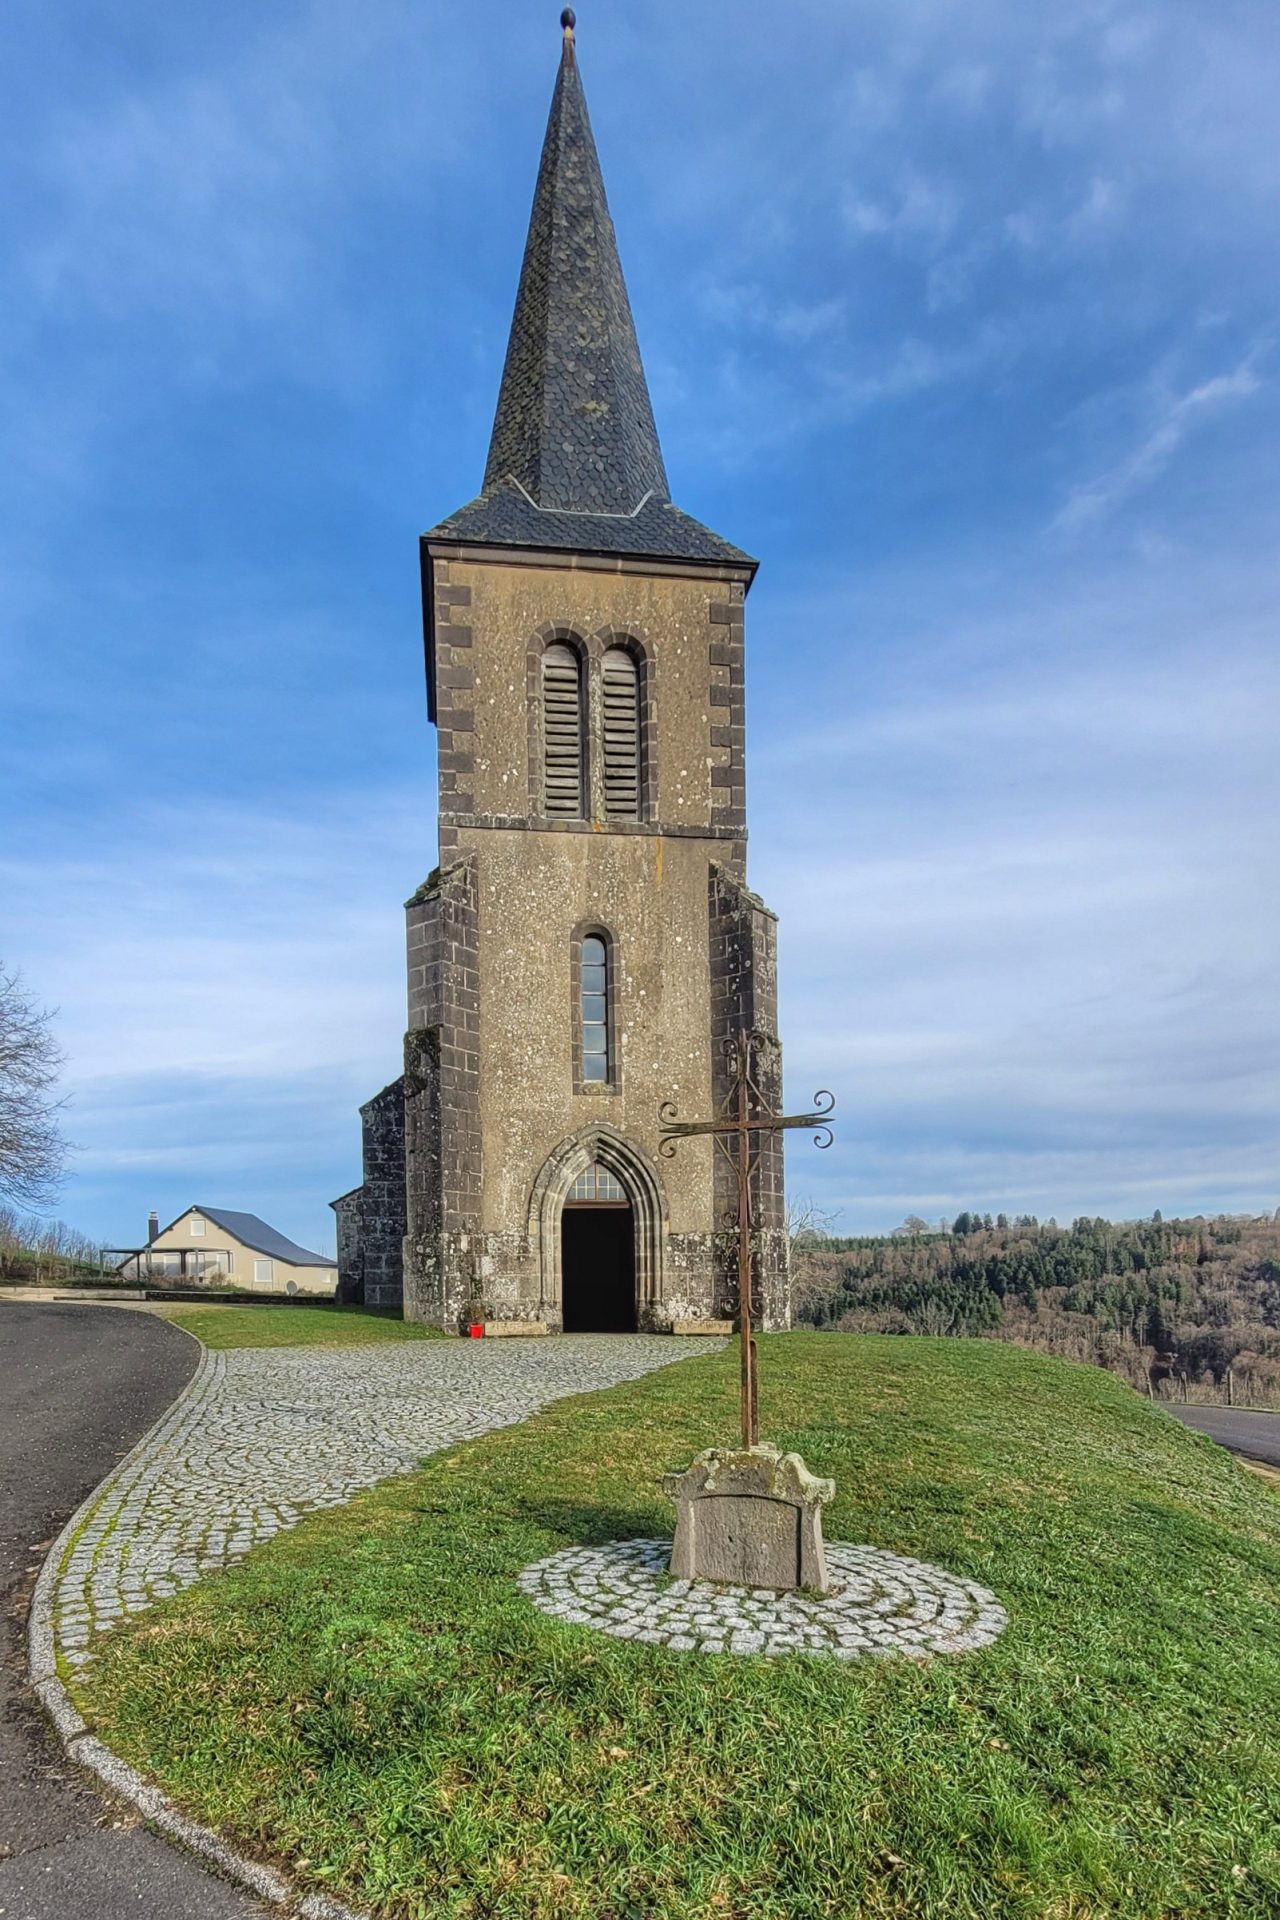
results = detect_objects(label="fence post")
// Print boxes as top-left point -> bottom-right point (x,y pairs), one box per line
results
1227,1368 -> 1234,1408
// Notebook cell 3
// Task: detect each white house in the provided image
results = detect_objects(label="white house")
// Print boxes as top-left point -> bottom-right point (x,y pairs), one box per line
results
120,1206 -> 338,1296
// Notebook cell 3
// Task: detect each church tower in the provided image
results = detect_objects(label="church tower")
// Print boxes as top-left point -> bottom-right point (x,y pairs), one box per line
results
393,13 -> 787,1333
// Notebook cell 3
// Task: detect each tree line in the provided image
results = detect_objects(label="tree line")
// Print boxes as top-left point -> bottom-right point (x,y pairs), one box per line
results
0,1204 -> 101,1284
793,1211 -> 1280,1405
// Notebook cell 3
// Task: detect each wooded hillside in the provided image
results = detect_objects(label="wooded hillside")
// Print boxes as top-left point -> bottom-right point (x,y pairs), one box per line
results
794,1211 -> 1280,1404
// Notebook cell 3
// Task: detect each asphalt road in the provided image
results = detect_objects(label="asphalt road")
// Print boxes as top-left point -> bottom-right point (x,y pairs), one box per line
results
1166,1402 -> 1280,1468
0,1301 -> 263,1918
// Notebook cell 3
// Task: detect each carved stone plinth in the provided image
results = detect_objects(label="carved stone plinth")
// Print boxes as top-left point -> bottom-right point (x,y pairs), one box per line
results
663,1444 -> 835,1593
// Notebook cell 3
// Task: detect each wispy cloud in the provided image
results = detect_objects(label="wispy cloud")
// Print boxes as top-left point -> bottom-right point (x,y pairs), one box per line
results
2,788 -> 424,1249
842,171 -> 961,244
750,535 -> 1280,1230
1054,358 -> 1264,532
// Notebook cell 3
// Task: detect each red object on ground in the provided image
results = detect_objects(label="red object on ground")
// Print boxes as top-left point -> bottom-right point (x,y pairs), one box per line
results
468,1324 -> 485,1338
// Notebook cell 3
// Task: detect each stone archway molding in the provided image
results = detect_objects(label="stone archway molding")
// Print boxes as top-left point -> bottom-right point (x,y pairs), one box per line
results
528,1124 -> 668,1328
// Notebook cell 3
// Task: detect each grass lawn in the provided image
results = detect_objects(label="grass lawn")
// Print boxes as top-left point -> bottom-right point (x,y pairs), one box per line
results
153,1300 -> 444,1349
76,1335 -> 1280,1918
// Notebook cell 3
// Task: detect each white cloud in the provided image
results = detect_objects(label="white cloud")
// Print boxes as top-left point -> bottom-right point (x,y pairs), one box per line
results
2,792 -> 419,1086
842,171 -> 960,244
1,786 -> 424,1244
12,0 -> 477,389
750,537 -> 1280,1229
1053,359 -> 1263,532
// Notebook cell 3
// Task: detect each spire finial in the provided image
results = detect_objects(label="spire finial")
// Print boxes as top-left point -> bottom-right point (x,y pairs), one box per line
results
560,8 -> 575,61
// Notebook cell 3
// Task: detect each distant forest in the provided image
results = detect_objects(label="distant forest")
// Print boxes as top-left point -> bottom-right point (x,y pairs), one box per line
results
793,1211 -> 1280,1406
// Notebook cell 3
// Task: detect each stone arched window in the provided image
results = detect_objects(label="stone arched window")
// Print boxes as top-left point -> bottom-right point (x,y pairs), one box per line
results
541,641 -> 585,817
601,646 -> 640,818
579,932 -> 611,1083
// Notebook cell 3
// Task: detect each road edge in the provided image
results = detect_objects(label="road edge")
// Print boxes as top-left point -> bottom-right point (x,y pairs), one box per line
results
26,1328 -> 368,1920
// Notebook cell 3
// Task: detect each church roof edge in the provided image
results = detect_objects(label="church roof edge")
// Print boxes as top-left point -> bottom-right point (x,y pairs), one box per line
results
422,484 -> 756,570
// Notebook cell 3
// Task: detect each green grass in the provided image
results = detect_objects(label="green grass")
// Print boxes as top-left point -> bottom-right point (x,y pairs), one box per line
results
153,1301 -> 444,1349
76,1335 -> 1280,1918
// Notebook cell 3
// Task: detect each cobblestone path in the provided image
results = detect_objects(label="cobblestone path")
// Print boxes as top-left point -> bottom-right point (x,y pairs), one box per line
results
519,1538 -> 1007,1659
54,1334 -> 718,1668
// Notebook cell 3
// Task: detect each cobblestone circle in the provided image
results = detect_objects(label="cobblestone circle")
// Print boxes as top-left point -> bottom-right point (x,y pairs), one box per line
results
54,1335 -> 719,1669
518,1538 -> 1007,1658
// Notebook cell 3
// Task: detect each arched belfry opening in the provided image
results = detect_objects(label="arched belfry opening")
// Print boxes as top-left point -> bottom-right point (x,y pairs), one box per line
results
529,1128 -> 667,1332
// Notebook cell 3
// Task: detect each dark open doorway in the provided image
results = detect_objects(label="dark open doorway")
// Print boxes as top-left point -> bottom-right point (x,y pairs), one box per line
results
561,1205 -> 636,1332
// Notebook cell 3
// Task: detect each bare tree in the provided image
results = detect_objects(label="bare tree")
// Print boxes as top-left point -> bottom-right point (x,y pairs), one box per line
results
786,1194 -> 840,1254
0,963 -> 67,1207
786,1194 -> 841,1321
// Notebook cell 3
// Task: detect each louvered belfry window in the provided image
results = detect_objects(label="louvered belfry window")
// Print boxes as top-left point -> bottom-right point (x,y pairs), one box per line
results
542,642 -> 584,817
602,647 -> 640,819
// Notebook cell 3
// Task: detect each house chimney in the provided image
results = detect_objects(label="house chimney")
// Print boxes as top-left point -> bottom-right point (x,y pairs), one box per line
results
147,1211 -> 159,1243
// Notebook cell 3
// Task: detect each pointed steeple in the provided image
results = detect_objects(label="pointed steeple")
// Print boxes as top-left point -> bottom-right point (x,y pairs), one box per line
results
424,12 -> 753,575
483,7 -> 668,515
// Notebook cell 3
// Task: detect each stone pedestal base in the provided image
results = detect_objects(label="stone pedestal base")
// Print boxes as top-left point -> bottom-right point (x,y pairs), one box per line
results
663,1445 -> 835,1593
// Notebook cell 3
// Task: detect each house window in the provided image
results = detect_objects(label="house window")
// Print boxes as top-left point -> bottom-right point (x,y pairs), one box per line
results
253,1259 -> 274,1288
601,647 -> 640,818
190,1216 -> 205,1237
542,642 -> 585,817
580,933 -> 610,1083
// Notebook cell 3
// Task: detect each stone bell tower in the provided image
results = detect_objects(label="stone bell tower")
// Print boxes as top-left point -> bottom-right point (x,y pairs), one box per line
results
386,12 -> 789,1333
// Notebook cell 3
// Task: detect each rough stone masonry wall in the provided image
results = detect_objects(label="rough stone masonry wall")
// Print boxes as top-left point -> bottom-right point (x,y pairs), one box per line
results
357,1079 -> 407,1310
402,856 -> 482,1329
709,864 -> 790,1330
402,551 -> 782,1333
421,554 -> 756,1332
332,1191 -> 361,1304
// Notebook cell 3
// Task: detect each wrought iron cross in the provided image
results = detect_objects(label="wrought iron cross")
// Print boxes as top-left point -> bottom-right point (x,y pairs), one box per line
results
659,1030 -> 834,1450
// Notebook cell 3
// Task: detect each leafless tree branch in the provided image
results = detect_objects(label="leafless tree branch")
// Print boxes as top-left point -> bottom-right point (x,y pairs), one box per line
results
0,961 -> 68,1207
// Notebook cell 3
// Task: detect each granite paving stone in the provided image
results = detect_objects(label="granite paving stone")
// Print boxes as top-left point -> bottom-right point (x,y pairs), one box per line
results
518,1538 -> 1008,1660
52,1334 -> 719,1665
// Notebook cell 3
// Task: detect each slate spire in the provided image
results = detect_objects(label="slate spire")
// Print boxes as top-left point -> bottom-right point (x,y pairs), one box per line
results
482,11 -> 669,515
423,13 -> 752,580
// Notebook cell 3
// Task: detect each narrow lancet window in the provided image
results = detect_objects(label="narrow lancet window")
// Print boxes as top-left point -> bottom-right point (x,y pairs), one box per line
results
542,642 -> 584,816
602,647 -> 640,818
580,934 -> 610,1082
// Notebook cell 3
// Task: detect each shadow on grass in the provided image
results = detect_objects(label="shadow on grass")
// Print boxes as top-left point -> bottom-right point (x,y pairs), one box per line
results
416,1488 -> 672,1548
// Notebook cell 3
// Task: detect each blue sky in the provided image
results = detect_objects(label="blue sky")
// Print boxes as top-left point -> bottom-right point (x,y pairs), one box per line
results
3,0 -> 1277,1254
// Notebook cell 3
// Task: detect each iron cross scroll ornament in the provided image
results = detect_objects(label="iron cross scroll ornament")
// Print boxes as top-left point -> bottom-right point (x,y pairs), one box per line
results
659,1031 -> 835,1450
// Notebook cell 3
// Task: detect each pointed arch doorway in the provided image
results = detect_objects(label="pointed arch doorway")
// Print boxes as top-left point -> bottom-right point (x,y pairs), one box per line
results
561,1162 -> 635,1332
529,1127 -> 667,1333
